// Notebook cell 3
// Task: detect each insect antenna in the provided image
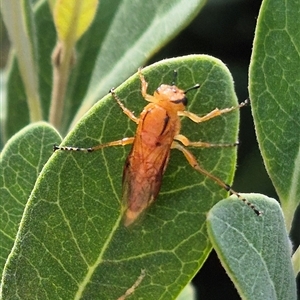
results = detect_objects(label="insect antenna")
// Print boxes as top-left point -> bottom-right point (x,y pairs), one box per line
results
171,70 -> 178,86
170,70 -> 200,94
184,84 -> 200,94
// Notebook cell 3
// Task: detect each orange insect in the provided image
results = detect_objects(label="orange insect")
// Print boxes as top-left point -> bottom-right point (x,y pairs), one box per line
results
54,68 -> 261,226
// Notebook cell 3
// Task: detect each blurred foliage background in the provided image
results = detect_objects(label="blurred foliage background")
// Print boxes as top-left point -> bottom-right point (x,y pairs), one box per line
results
1,0 -> 298,299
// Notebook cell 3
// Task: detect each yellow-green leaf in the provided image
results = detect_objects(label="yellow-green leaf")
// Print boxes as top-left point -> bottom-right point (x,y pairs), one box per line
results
54,0 -> 99,43
47,0 -> 56,12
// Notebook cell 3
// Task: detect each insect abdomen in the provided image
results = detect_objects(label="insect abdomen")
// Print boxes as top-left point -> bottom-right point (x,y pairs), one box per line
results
122,104 -> 179,226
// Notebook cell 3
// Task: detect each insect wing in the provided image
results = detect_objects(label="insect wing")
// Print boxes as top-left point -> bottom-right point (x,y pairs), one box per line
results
122,136 -> 171,226
121,103 -> 179,226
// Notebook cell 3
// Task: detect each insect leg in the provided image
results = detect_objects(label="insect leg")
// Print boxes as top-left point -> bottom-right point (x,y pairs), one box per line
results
110,89 -> 139,124
178,99 -> 249,123
54,137 -> 135,152
171,141 -> 262,216
175,134 -> 239,148
138,68 -> 158,103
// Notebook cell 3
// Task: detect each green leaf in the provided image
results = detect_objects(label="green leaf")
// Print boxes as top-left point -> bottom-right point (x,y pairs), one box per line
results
34,1 -> 58,118
0,0 -> 42,122
1,2 -> 46,145
0,69 -> 6,147
0,122 -> 61,276
249,0 -> 300,231
207,194 -> 297,300
0,55 -> 240,299
0,58 -> 28,146
1,1 -> 56,146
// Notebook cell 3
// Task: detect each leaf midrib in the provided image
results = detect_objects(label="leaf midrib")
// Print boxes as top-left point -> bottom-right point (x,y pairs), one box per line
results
74,213 -> 123,299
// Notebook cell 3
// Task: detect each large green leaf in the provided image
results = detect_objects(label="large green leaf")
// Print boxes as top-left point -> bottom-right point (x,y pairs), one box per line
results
0,122 -> 61,276
0,56 -> 241,299
207,194 -> 297,300
249,0 -> 300,231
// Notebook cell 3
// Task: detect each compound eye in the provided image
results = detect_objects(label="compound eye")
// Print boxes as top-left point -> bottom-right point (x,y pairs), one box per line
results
171,96 -> 187,106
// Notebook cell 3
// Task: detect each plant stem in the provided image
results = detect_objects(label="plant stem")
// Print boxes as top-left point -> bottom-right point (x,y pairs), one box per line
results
49,42 -> 74,130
